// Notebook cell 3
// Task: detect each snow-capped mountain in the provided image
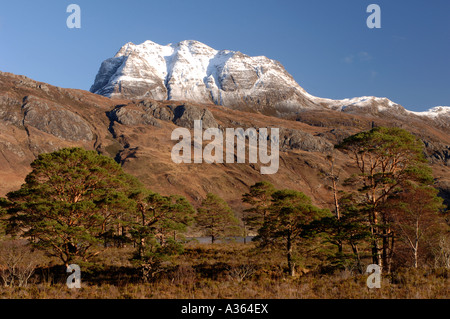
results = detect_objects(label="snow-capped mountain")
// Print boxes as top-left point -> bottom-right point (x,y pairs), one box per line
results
90,40 -> 323,113
409,106 -> 450,118
90,40 -> 449,121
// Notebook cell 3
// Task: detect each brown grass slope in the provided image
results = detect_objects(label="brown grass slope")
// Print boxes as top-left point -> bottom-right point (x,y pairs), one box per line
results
0,71 -> 448,212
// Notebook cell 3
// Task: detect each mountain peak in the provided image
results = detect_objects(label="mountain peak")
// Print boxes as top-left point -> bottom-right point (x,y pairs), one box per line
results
90,39 -> 447,121
90,39 -> 318,112
176,39 -> 209,47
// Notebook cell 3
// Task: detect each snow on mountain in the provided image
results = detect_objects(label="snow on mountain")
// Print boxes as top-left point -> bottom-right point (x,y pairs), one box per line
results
304,92 -> 449,122
90,40 -> 448,121
90,40 -> 322,112
409,106 -> 450,118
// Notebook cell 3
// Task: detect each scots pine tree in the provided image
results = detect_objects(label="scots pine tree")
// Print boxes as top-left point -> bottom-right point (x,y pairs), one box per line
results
196,193 -> 240,244
337,126 -> 434,272
260,190 -> 329,276
7,147 -> 139,266
242,181 -> 276,239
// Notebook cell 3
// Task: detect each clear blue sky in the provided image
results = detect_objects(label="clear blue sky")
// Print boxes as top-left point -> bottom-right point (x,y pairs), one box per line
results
1,0 -> 449,111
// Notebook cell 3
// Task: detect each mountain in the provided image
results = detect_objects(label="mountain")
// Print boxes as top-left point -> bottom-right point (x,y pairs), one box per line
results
90,40 -> 450,124
1,71 -> 449,211
90,40 -> 327,115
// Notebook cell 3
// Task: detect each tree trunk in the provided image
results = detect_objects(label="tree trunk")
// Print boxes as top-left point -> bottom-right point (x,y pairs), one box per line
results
414,237 -> 419,268
382,228 -> 388,272
387,233 -> 395,273
414,219 -> 419,268
414,247 -> 418,268
371,230 -> 379,265
287,233 -> 295,276
371,210 -> 383,271
330,158 -> 343,254
351,242 -> 363,274
139,237 -> 145,259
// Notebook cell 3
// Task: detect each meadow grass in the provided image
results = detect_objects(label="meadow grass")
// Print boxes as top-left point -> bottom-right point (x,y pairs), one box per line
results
0,242 -> 448,299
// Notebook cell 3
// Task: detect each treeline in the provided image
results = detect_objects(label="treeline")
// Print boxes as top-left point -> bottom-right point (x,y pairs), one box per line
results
0,126 -> 448,281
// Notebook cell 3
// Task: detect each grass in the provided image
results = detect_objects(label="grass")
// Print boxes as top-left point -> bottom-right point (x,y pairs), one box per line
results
0,241 -> 448,299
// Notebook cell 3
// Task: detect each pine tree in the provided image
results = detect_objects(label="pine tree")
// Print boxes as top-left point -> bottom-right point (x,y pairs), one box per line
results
320,192 -> 371,272
242,181 -> 276,242
129,189 -> 195,260
7,147 -> 139,266
260,189 -> 329,276
196,193 -> 240,244
337,126 -> 434,272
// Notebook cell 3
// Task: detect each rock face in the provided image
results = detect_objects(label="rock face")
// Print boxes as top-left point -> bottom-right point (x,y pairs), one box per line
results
23,96 -> 93,142
108,100 -> 218,129
171,104 -> 218,129
90,40 -> 320,113
279,128 -> 333,153
0,94 -> 93,142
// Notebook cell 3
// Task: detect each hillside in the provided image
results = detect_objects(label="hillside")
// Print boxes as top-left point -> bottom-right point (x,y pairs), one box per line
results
0,71 -> 448,212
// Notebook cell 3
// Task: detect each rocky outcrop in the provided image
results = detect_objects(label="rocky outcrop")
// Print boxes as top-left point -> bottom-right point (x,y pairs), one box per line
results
437,181 -> 450,208
0,93 -> 93,142
22,96 -> 93,142
422,140 -> 450,166
107,100 -> 218,129
107,102 -> 162,127
0,95 -> 23,126
280,128 -> 334,152
170,104 -> 218,129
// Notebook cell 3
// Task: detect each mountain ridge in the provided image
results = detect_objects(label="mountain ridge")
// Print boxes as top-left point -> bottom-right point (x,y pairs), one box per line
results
90,39 -> 449,122
90,39 -> 317,114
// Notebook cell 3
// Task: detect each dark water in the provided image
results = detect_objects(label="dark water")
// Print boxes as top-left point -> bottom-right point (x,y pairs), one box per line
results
185,236 -> 255,244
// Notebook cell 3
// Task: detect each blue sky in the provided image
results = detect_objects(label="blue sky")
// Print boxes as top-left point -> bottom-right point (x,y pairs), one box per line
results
0,0 -> 449,112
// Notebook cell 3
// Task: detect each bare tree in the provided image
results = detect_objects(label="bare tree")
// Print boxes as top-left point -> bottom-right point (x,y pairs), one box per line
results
434,235 -> 450,269
227,263 -> 257,282
387,185 -> 445,268
0,240 -> 41,287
